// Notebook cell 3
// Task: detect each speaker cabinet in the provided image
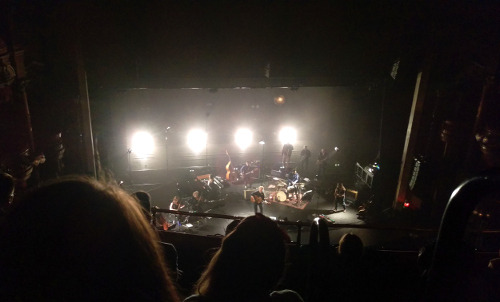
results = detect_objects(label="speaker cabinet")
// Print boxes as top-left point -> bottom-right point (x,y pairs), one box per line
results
244,189 -> 254,200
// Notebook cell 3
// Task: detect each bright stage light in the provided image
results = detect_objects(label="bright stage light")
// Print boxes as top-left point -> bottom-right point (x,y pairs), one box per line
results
235,128 -> 253,150
274,95 -> 285,105
187,129 -> 207,154
131,131 -> 155,158
279,127 -> 297,145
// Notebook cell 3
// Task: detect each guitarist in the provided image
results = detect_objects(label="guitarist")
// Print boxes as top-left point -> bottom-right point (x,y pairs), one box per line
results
334,183 -> 347,212
240,161 -> 253,189
250,185 -> 266,214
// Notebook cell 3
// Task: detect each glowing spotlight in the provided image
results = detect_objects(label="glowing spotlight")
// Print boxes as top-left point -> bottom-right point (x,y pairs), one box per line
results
274,95 -> 285,105
187,129 -> 207,154
235,128 -> 253,150
279,127 -> 297,145
131,131 -> 155,158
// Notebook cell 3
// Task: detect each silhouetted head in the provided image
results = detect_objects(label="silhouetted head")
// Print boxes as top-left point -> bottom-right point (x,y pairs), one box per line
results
196,214 -> 290,299
0,172 -> 15,208
338,233 -> 364,262
224,219 -> 241,236
0,176 -> 179,302
132,190 -> 152,217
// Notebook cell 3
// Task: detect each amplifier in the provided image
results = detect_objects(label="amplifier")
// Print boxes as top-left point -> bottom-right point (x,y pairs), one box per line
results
346,189 -> 358,202
244,189 -> 254,200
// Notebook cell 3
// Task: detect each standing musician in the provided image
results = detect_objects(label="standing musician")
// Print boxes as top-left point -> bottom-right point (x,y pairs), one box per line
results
300,145 -> 311,173
250,185 -> 266,214
240,161 -> 253,189
281,143 -> 294,168
334,183 -> 347,212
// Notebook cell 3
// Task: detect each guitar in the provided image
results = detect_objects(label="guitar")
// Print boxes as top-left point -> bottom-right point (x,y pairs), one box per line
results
334,189 -> 346,199
316,150 -> 329,165
317,157 -> 328,165
250,194 -> 264,204
240,169 -> 257,179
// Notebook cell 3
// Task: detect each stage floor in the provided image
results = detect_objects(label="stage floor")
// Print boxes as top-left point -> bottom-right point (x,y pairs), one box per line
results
162,181 -> 369,245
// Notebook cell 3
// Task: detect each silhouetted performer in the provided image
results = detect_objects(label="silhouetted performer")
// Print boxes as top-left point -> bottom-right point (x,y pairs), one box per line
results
316,148 -> 328,178
282,143 -> 294,168
334,183 -> 346,212
300,145 -> 311,172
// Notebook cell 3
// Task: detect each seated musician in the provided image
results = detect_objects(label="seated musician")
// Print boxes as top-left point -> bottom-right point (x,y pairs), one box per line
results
288,169 -> 300,187
169,195 -> 185,211
169,195 -> 186,226
250,186 -> 266,214
189,190 -> 204,212
286,169 -> 301,201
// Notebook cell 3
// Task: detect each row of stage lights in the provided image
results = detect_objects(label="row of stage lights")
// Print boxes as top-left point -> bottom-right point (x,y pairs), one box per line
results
130,127 -> 297,158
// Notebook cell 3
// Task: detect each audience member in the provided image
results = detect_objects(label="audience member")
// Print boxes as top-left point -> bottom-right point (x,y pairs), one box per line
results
0,172 -> 15,217
184,213 -> 303,302
132,191 -> 182,282
131,190 -> 152,222
293,217 -> 336,301
337,232 -> 364,262
331,233 -> 367,301
488,249 -> 500,274
487,249 -> 500,299
224,219 -> 241,236
0,176 -> 180,301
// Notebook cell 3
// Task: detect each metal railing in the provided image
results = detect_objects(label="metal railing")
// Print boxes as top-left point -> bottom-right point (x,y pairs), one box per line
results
151,207 -> 441,245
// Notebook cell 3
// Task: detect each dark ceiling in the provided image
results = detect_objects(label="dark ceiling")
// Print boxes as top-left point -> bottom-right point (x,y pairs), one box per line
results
5,0 -> 499,91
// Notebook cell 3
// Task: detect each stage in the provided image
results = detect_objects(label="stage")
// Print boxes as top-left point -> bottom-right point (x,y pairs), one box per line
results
148,179 -> 365,243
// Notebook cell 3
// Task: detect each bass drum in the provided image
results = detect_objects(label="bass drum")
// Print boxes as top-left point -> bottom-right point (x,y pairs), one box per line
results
276,190 -> 287,202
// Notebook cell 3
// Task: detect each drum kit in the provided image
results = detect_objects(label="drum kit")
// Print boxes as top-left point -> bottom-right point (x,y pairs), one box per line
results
266,176 -> 306,205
